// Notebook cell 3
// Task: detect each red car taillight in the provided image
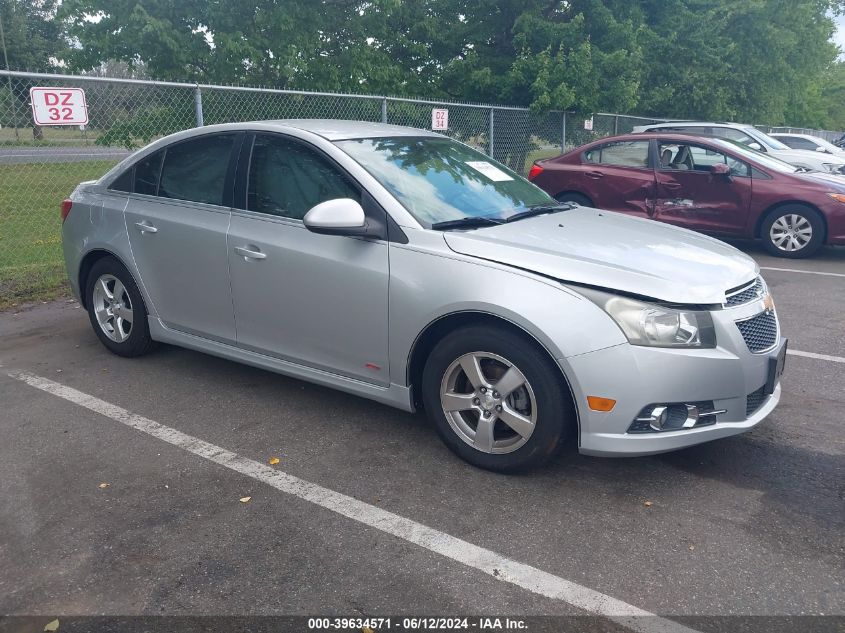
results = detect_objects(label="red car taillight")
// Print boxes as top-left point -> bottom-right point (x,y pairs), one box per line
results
60,199 -> 73,223
528,164 -> 544,180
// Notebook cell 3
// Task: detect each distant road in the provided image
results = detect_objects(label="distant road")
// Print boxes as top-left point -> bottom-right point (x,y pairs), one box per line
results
0,146 -> 132,165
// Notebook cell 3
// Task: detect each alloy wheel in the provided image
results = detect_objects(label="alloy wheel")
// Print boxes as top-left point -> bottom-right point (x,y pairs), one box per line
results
769,214 -> 813,252
92,274 -> 134,343
439,351 -> 537,454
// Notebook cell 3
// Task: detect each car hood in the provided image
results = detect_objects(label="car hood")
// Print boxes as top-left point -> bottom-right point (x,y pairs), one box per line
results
443,208 -> 759,304
771,148 -> 845,168
793,169 -> 845,190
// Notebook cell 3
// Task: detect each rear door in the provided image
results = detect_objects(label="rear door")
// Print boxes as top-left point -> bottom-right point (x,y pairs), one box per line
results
579,140 -> 655,217
124,133 -> 240,343
653,140 -> 752,234
227,133 -> 390,385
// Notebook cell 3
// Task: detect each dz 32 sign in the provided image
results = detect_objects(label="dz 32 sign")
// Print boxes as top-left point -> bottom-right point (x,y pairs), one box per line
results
30,87 -> 89,126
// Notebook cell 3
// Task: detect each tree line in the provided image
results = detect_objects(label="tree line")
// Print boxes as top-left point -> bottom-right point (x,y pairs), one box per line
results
5,0 -> 845,129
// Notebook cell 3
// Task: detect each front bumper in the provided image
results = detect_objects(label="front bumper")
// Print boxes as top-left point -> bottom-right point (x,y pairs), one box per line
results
560,297 -> 783,456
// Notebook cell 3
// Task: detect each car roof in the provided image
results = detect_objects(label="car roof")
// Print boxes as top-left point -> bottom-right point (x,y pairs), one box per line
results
770,132 -> 819,140
582,132 -> 738,144
267,119 -> 445,140
644,121 -> 747,128
175,119 -> 444,141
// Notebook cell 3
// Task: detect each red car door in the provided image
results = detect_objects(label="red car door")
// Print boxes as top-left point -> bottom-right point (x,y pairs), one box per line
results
579,140 -> 655,218
653,140 -> 752,234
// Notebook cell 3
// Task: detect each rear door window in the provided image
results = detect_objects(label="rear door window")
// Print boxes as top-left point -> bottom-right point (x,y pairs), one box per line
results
710,127 -> 759,148
583,141 -> 650,168
778,136 -> 818,150
158,135 -> 235,206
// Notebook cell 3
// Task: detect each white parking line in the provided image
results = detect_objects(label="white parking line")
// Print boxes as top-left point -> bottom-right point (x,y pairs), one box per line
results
760,266 -> 845,278
787,349 -> 845,364
8,369 -> 699,633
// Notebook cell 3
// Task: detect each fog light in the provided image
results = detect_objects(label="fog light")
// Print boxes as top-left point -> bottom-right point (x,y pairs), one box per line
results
648,404 -> 690,431
627,402 -> 724,433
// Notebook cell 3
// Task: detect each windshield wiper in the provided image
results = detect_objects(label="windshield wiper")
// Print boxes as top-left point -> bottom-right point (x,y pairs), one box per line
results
504,202 -> 576,223
431,216 -> 503,231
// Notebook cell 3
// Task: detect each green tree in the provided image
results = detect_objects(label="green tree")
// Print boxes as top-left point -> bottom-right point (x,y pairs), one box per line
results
57,0 -> 845,129
0,0 -> 65,72
0,0 -> 67,139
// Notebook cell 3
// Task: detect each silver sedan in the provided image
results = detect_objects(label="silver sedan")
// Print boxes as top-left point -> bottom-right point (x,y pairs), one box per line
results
61,120 -> 786,471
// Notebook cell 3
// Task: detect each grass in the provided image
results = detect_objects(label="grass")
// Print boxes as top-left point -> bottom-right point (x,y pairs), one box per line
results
0,126 -> 102,147
0,160 -> 118,310
524,146 -> 566,173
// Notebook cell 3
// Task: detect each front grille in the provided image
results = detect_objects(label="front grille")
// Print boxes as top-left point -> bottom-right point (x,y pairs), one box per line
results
736,310 -> 778,353
746,385 -> 767,417
725,277 -> 764,307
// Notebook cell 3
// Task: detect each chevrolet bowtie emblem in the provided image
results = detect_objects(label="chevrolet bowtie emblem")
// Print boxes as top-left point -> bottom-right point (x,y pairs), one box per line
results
763,294 -> 775,312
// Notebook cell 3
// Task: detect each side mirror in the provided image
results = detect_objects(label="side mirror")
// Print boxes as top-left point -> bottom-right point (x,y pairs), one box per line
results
710,162 -> 732,181
303,198 -> 368,236
747,142 -> 763,151
815,146 -> 830,153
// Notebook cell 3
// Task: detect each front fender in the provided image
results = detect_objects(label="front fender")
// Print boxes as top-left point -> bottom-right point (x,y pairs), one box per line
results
387,241 -> 626,385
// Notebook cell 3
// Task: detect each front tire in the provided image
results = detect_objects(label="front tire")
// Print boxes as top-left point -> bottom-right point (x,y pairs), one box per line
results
761,205 -> 824,258
554,192 -> 592,207
421,325 -> 574,472
85,256 -> 156,357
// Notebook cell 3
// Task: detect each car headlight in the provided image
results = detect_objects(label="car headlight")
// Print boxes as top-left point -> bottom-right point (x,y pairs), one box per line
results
575,287 -> 717,348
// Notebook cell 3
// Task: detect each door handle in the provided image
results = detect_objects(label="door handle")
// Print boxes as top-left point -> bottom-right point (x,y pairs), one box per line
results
586,171 -> 604,180
134,221 -> 158,234
234,246 -> 267,260
662,181 -> 682,190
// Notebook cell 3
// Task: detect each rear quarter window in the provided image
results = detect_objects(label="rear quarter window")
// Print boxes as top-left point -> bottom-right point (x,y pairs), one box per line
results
133,151 -> 164,196
583,141 -> 650,168
109,168 -> 133,192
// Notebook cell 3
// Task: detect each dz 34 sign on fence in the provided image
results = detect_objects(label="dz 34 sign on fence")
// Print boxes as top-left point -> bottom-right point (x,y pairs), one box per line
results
30,87 -> 89,126
432,108 -> 448,131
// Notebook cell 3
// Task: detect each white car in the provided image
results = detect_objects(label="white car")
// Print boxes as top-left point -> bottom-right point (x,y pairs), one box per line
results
770,132 -> 845,157
632,121 -> 845,175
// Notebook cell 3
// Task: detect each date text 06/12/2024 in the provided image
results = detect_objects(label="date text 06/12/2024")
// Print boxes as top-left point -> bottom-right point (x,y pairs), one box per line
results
307,617 -> 529,630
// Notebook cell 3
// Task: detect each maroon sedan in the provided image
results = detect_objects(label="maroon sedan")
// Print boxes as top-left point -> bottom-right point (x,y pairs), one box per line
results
528,132 -> 845,258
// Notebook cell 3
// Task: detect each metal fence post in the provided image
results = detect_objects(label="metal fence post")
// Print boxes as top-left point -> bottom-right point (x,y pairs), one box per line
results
614,114 -> 619,135
194,85 -> 204,127
489,107 -> 495,157
381,97 -> 388,124
561,112 -> 567,153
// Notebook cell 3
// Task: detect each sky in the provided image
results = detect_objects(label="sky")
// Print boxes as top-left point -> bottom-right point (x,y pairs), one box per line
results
835,13 -> 845,58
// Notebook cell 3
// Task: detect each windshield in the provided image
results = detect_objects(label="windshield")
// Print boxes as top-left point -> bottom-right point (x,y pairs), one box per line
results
746,127 -> 791,151
711,138 -> 799,173
335,136 -> 552,226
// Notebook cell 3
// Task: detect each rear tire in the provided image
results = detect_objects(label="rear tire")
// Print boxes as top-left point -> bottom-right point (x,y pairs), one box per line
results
554,192 -> 592,207
421,325 -> 574,472
761,205 -> 824,258
85,256 -> 156,357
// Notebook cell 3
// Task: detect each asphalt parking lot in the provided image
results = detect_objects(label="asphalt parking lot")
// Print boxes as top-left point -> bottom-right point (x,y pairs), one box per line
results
0,242 -> 842,632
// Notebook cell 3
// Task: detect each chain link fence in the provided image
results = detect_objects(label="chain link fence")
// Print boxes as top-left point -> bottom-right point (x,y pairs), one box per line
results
0,69 -> 842,307
759,126 -> 842,143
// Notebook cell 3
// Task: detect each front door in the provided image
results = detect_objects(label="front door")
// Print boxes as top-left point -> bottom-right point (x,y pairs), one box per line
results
227,133 -> 390,385
124,134 -> 238,343
653,140 -> 752,234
